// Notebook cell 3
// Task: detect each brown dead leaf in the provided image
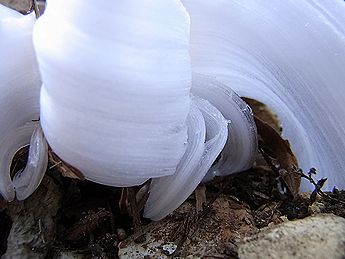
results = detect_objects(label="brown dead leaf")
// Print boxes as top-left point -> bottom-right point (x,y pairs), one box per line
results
243,98 -> 281,132
244,97 -> 301,196
48,149 -> 85,180
254,116 -> 301,197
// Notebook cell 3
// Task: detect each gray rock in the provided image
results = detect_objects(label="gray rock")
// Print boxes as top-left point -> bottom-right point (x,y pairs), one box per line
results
238,214 -> 345,259
0,0 -> 32,13
2,177 -> 63,259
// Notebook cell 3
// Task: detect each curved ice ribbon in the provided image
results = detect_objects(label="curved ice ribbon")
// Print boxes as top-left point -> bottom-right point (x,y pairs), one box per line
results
0,5 -> 47,201
32,0 -> 258,220
145,95 -> 228,220
192,73 -> 257,181
34,0 -> 192,186
12,124 -> 48,201
183,0 -> 345,190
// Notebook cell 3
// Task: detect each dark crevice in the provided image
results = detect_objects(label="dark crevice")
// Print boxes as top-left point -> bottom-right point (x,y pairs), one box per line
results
0,210 -> 12,257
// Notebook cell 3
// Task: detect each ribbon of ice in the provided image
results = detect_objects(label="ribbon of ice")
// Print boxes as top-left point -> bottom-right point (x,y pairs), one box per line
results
182,0 -> 345,190
1,0 -> 345,220
0,5 -> 48,202
32,0 -> 256,220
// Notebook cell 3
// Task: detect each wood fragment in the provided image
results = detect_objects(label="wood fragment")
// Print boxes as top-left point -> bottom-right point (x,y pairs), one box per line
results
65,208 -> 110,241
135,181 -> 150,212
119,187 -> 144,239
126,188 -> 143,235
48,149 -> 85,181
195,184 -> 207,212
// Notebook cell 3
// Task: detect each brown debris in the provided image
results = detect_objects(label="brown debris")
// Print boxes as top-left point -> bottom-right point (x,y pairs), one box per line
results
119,183 -> 150,215
253,202 -> 284,228
135,181 -> 151,212
243,97 -> 301,197
243,98 -> 281,132
243,98 -> 301,197
195,183 -> 207,212
48,149 -> 85,181
119,187 -> 145,240
254,116 -> 301,197
254,116 -> 297,172
126,188 -> 143,235
319,190 -> 345,218
65,208 -> 110,242
118,195 -> 256,258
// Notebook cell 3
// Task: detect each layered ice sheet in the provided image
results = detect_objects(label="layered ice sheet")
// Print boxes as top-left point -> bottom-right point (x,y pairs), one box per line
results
183,0 -> 345,190
0,5 -> 42,201
34,0 -> 192,186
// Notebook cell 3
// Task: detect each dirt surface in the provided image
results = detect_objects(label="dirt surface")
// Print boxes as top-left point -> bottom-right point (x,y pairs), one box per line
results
1,159 -> 344,258
118,195 -> 256,258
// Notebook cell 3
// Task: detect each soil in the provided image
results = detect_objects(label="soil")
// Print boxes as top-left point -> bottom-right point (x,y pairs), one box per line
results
1,153 -> 344,258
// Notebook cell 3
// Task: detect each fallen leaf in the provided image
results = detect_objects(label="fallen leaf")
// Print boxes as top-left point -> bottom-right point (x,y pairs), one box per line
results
243,98 -> 281,132
242,97 -> 301,197
254,116 -> 300,197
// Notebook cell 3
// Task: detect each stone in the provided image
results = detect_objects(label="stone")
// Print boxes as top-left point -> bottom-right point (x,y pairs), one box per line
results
238,214 -> 345,259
